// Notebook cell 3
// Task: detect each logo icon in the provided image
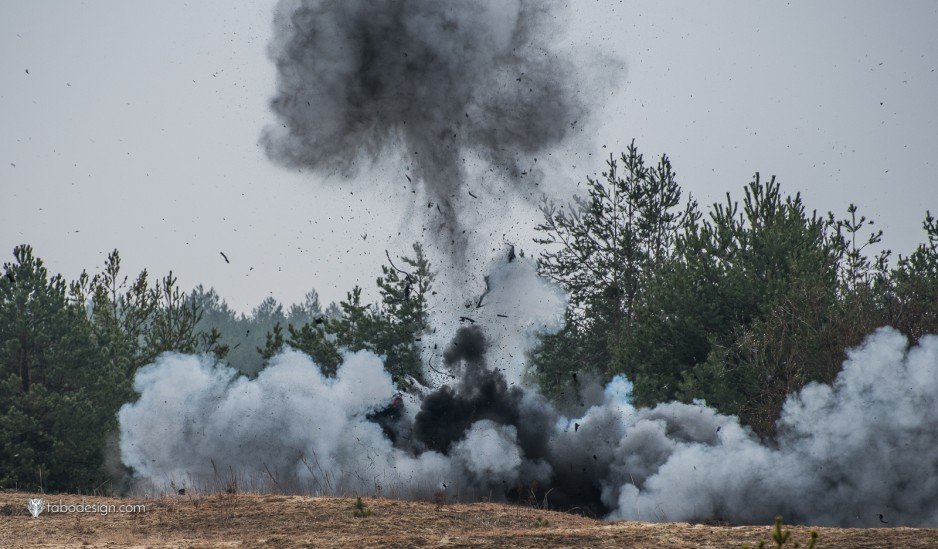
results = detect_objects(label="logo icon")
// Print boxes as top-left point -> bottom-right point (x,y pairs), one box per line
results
26,498 -> 44,518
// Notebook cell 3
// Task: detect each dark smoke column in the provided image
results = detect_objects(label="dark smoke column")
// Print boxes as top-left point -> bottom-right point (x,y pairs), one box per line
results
262,0 -> 587,250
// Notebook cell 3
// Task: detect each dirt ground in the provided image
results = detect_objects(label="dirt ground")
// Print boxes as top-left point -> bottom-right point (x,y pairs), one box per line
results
1,491 -> 936,548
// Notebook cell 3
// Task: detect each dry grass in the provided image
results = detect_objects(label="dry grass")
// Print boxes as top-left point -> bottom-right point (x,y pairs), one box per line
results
1,491 -> 936,548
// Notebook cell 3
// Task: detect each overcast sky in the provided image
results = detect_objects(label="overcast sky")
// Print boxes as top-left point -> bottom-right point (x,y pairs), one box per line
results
2,1 -> 937,313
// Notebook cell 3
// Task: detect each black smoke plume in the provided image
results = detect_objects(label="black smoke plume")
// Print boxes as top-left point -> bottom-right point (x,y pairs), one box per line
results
262,0 -> 588,244
413,326 -> 555,461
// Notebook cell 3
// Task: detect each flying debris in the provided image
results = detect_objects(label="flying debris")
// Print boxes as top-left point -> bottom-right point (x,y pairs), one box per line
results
476,276 -> 491,308
261,0 -> 597,253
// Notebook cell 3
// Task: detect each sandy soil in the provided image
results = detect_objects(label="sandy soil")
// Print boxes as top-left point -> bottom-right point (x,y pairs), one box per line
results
1,491 -> 935,548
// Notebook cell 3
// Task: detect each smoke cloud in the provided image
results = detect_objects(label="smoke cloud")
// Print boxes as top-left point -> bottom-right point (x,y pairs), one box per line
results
119,327 -> 938,526
262,0 -> 591,246
118,0 -> 938,528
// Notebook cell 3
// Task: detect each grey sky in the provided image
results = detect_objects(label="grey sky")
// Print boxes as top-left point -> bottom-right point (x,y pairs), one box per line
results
2,1 -> 936,313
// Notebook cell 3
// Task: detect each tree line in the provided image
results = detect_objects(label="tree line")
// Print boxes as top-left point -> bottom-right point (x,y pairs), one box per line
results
531,141 -> 938,436
2,140 -> 936,492
0,243 -> 433,492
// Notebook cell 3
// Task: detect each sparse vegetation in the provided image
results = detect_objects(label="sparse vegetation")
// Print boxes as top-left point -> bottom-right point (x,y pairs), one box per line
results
742,517 -> 819,549
352,496 -> 373,518
2,493 -> 926,547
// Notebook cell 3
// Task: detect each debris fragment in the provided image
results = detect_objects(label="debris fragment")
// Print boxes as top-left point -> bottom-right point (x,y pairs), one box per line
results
476,276 -> 491,308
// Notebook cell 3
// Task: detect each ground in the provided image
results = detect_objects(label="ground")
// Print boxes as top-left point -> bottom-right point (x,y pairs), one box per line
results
1,492 -> 936,548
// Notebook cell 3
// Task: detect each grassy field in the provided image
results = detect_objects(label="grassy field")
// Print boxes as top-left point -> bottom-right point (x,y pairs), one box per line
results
2,491 -> 936,548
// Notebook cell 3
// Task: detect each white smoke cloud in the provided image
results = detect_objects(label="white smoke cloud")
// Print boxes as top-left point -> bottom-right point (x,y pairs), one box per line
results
588,328 -> 938,526
452,420 -> 523,484
425,256 -> 567,385
118,327 -> 938,526
119,349 -> 532,498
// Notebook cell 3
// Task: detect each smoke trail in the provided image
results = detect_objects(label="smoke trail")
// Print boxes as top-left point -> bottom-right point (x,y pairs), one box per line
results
262,0 -> 591,248
119,327 -> 938,526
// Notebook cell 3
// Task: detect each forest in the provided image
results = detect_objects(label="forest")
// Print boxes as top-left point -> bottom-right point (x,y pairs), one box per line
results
2,142 -> 937,493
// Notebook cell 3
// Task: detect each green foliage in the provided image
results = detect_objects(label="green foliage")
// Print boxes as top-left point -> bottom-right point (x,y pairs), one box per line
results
533,141 -> 938,435
0,246 -> 228,492
370,243 -> 433,387
0,246 -> 123,491
0,240 -> 434,492
352,496 -> 373,518
286,322 -> 341,376
533,141 -> 696,398
257,322 -> 286,364
742,518 -> 818,549
200,243 -> 432,388
315,244 -> 434,389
